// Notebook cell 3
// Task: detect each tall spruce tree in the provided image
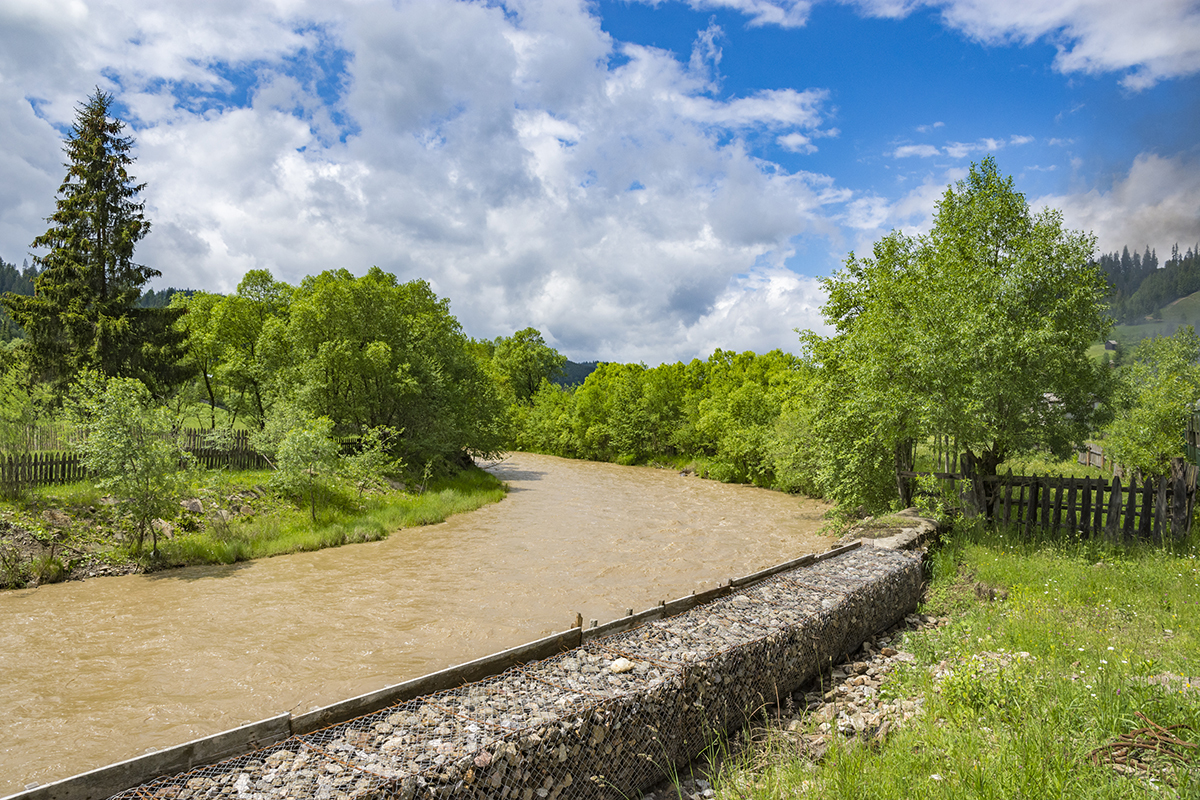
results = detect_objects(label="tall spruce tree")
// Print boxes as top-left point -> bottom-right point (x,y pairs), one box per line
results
4,89 -> 188,395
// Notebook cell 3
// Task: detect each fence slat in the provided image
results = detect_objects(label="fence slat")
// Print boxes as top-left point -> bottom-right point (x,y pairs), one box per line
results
1080,478 -> 1093,537
1153,477 -> 1167,545
1105,477 -> 1122,542
1122,475 -> 1138,541
1052,476 -> 1064,532
1139,479 -> 1153,540
1066,480 -> 1078,533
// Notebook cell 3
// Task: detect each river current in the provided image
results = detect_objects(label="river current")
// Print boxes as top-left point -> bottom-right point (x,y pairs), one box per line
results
0,452 -> 831,794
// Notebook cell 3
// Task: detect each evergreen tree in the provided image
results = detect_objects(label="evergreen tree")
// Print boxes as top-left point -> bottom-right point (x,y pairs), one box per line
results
3,90 -> 188,395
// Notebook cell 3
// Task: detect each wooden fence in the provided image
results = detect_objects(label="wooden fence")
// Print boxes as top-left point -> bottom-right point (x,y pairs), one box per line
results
899,458 -> 1199,543
0,451 -> 88,494
0,428 -> 272,492
174,429 -> 272,471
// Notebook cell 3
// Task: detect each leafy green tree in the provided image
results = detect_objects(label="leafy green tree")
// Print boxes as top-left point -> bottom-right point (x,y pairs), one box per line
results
4,90 -> 187,395
343,425 -> 403,496
272,416 -> 340,523
171,291 -> 225,427
1103,327 -> 1200,477
492,328 -> 566,404
69,375 -> 192,554
282,267 -> 506,468
806,157 -> 1112,509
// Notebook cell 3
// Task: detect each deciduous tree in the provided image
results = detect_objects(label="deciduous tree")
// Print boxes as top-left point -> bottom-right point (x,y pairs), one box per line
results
806,157 -> 1112,509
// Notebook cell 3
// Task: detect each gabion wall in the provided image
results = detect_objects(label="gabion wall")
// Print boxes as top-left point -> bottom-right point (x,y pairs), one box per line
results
108,547 -> 921,800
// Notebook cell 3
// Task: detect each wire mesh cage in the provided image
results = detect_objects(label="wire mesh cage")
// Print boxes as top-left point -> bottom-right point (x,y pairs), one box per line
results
103,547 -> 922,800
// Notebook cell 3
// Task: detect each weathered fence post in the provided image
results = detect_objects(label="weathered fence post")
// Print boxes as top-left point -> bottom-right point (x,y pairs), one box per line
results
1079,477 -> 1092,537
1105,477 -> 1123,543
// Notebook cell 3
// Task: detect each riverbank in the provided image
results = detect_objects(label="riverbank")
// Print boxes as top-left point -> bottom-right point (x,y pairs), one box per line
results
0,467 -> 507,589
662,523 -> 1200,799
0,452 -> 835,795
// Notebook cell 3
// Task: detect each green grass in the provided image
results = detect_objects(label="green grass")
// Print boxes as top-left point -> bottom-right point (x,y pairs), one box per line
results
1112,291 -> 1200,352
0,467 -> 507,580
172,404 -> 253,431
710,523 -> 1200,799
996,453 -> 1108,479
156,468 -> 506,566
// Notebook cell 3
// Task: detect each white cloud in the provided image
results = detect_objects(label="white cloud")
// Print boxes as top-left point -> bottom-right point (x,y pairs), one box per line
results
915,121 -> 945,132
892,144 -> 940,158
928,0 -> 1200,90
778,132 -> 816,153
682,266 -> 830,359
1008,134 -> 1034,145
0,0 -> 851,362
688,0 -> 1200,88
680,0 -> 816,29
1035,153 -> 1200,259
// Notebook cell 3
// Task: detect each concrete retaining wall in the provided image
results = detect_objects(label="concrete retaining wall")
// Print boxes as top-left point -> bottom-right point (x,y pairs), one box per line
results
3,540 -> 927,800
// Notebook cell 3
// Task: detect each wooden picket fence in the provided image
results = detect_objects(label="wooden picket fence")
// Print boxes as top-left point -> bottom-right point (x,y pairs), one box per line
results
174,429 -> 271,471
0,451 -> 88,494
0,428 -> 272,493
899,457 -> 1199,544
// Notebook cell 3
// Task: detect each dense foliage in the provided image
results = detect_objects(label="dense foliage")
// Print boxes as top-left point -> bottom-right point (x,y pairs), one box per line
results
172,268 -> 508,470
1103,326 -> 1200,477
508,348 -> 814,487
808,158 -> 1113,506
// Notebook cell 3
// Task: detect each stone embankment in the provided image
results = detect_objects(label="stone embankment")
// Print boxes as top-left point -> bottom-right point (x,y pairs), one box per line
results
8,523 -> 935,800
636,611 -> 947,800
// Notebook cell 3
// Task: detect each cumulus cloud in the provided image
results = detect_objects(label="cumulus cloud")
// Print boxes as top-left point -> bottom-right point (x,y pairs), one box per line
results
927,0 -> 1200,90
0,0 -> 848,362
681,266 -> 830,359
680,0 -> 1200,88
1036,153 -> 1200,258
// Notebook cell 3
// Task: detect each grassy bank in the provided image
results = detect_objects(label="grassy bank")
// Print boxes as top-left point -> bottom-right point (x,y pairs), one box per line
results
708,525 -> 1200,799
0,467 -> 507,587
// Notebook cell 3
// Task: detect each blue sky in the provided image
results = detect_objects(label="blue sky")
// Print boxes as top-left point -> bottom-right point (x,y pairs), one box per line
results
1,0 -> 1198,362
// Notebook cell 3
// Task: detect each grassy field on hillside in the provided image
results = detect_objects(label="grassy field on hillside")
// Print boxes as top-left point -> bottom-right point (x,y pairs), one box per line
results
1112,290 -> 1200,351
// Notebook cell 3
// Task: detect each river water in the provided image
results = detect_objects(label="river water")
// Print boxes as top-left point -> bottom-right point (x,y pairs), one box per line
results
0,453 -> 831,795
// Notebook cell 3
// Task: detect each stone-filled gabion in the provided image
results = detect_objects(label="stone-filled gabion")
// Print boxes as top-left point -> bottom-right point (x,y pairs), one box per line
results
106,547 -> 921,800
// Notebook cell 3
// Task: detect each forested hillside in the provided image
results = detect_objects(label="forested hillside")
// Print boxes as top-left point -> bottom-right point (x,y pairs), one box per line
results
1099,243 -> 1200,322
0,258 -> 36,342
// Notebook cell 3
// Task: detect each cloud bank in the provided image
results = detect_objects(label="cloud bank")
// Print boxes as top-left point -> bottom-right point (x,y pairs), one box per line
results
0,0 -> 1195,363
0,0 -> 842,362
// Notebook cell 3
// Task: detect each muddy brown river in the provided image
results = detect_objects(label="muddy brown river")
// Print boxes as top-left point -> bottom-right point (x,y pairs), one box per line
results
0,453 -> 831,795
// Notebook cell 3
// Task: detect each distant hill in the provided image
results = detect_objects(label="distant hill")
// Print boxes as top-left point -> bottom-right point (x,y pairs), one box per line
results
0,255 -> 196,342
1109,288 -> 1200,353
1102,243 -> 1200,322
138,287 -> 193,308
0,258 -> 37,342
553,360 -> 599,387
